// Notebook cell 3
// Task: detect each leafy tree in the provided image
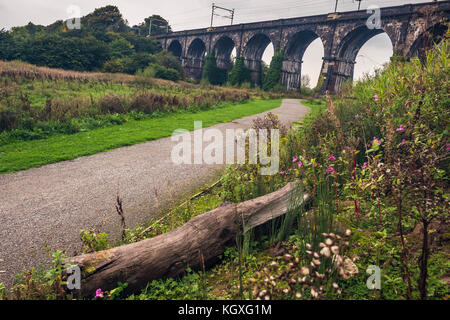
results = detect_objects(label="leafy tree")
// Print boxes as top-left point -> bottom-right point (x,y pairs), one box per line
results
109,38 -> 134,59
201,51 -> 227,85
0,29 -> 13,60
82,6 -> 129,33
262,51 -> 284,91
134,15 -> 172,36
228,57 -> 252,87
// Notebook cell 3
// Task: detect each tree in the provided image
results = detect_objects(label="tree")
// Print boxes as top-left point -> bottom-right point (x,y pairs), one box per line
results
228,57 -> 252,87
262,51 -> 284,91
82,6 -> 129,33
109,38 -> 134,59
201,51 -> 227,85
135,15 -> 172,36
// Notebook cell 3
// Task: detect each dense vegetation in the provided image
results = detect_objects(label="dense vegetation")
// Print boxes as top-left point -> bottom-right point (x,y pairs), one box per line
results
0,6 -> 181,79
2,42 -> 447,300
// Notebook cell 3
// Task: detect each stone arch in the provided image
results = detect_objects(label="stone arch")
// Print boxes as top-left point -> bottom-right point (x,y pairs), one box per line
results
281,30 -> 322,91
186,38 -> 207,81
330,25 -> 393,92
167,40 -> 182,59
408,23 -> 448,60
242,33 -> 275,85
213,36 -> 236,71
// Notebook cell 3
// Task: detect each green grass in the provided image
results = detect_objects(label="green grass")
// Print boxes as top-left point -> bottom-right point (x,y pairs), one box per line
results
0,99 -> 282,174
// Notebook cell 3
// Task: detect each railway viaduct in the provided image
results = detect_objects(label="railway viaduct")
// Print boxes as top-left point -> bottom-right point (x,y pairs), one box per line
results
156,1 -> 449,93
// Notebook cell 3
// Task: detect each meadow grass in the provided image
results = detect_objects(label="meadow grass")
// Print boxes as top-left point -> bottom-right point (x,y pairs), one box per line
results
0,99 -> 282,174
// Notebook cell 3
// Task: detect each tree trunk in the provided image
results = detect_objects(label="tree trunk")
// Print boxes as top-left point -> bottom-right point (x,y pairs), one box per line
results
67,182 -> 306,298
419,218 -> 430,300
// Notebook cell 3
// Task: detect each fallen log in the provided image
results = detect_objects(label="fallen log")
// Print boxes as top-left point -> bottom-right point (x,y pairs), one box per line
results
68,182 -> 308,298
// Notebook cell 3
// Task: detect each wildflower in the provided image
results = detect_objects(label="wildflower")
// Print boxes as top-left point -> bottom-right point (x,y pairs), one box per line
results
446,143 -> 450,152
298,161 -> 303,168
358,229 -> 363,233
396,125 -> 405,132
373,94 -> 379,102
280,171 -> 286,175
345,146 -> 351,152
326,167 -> 335,175
355,114 -> 360,119
401,139 -> 406,146
328,154 -> 336,161
372,137 -> 382,146
292,157 -> 298,163
95,288 -> 104,299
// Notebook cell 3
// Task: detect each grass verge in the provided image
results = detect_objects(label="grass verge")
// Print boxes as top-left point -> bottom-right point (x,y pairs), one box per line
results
0,99 -> 282,174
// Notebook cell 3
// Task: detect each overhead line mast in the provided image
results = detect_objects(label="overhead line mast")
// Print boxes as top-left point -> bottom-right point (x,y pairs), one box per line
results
210,3 -> 235,28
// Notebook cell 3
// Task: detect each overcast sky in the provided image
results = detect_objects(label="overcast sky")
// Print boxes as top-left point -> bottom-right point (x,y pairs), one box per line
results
0,0 -> 433,86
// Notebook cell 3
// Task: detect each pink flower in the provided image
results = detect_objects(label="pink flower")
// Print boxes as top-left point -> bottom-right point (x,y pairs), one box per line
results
326,167 -> 336,175
95,289 -> 104,299
355,114 -> 360,119
396,125 -> 405,132
372,137 -> 382,146
345,146 -> 351,152
446,143 -> 450,152
362,162 -> 369,169
292,157 -> 298,163
400,139 -> 406,146
358,229 -> 363,233
373,94 -> 379,102
298,161 -> 303,168
328,154 -> 336,161
280,171 -> 286,175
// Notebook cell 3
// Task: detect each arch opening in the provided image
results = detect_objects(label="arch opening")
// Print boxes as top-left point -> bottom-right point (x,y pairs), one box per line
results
408,23 -> 447,61
186,38 -> 207,81
243,34 -> 274,86
282,30 -> 324,90
332,26 -> 393,91
167,40 -> 182,59
214,36 -> 236,71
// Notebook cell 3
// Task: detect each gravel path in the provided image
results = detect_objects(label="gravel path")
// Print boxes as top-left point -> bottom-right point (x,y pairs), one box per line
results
0,99 -> 309,287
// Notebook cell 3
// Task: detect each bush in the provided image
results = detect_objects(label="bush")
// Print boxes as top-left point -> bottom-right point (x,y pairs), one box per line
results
143,64 -> 181,81
103,59 -> 124,73
80,229 -> 110,253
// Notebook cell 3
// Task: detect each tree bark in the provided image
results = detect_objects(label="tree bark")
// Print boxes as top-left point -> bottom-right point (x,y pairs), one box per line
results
67,182 -> 306,298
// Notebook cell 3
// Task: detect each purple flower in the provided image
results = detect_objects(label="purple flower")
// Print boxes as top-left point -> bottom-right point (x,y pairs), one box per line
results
396,125 -> 405,132
328,154 -> 337,161
373,94 -> 379,102
446,143 -> 450,152
298,161 -> 303,168
372,137 -> 382,146
358,229 -> 363,233
326,167 -> 336,175
95,289 -> 104,299
292,157 -> 298,163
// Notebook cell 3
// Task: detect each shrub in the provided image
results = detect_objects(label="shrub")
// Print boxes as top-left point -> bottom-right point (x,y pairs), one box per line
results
80,229 -> 110,253
103,59 -> 124,73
